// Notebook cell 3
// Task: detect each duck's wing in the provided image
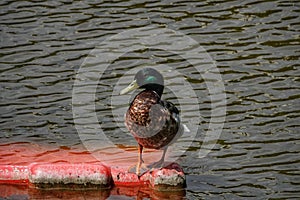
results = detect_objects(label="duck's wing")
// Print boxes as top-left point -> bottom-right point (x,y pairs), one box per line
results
160,100 -> 180,125
160,100 -> 183,138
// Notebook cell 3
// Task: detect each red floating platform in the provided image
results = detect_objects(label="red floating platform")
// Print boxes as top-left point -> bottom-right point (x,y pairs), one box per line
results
0,163 -> 185,189
0,143 -> 186,199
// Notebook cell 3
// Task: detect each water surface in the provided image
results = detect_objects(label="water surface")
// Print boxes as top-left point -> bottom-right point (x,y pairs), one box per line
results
1,0 -> 299,199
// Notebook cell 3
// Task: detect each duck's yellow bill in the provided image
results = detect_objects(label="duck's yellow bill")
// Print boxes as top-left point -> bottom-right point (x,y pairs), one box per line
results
120,80 -> 138,95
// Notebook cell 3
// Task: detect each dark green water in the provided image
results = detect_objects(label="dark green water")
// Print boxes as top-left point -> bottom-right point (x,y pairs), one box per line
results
1,0 -> 299,199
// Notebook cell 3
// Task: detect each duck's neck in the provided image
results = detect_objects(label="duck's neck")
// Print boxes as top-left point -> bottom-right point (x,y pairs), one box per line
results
144,84 -> 164,98
146,87 -> 164,98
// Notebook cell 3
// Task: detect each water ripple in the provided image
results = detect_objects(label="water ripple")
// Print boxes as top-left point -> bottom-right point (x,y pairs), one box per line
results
0,0 -> 299,199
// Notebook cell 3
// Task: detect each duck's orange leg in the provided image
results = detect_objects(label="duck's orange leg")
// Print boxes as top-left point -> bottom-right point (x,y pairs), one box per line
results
136,144 -> 144,175
128,144 -> 148,176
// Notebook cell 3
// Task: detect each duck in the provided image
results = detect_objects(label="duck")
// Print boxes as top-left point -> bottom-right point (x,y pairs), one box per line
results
120,68 -> 183,175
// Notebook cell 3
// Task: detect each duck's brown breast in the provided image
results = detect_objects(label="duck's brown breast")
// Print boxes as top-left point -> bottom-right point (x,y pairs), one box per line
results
125,90 -> 180,149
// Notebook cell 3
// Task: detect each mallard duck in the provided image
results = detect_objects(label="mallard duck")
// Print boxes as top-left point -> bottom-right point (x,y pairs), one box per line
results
120,68 -> 182,175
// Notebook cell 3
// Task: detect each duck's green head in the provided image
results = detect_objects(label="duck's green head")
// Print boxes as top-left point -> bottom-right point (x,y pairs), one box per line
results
120,68 -> 164,96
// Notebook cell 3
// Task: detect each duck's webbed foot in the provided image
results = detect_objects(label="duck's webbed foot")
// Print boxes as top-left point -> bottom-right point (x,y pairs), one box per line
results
128,162 -> 149,176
